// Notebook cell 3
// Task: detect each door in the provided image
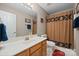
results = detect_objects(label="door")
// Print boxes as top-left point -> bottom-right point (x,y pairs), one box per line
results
42,40 -> 47,56
31,48 -> 42,56
32,21 -> 37,34
0,10 -> 16,38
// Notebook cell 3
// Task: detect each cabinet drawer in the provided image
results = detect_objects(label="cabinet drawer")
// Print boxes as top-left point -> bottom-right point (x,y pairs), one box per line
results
30,43 -> 41,54
31,48 -> 42,56
15,49 -> 29,56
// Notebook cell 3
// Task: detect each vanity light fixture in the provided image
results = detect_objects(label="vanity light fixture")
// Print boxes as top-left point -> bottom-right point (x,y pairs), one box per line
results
27,3 -> 31,6
20,3 -> 33,10
27,3 -> 33,8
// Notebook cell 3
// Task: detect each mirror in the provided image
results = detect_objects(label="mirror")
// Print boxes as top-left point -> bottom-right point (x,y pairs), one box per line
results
0,3 -> 37,41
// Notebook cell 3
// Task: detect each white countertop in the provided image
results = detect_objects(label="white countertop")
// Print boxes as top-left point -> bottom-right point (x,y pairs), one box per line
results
0,35 -> 47,56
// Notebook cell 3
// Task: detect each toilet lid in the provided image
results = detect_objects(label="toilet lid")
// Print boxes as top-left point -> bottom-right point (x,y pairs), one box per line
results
47,41 -> 55,46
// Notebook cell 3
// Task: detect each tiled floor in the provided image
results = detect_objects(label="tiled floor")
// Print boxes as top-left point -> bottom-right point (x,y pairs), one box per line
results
47,46 -> 77,56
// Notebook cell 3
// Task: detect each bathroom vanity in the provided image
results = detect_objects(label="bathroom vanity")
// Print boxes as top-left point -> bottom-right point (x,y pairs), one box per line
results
0,35 -> 47,56
16,40 -> 47,56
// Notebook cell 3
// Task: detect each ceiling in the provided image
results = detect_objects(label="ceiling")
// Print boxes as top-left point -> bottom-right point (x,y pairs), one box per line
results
0,3 -> 37,17
0,3 -> 75,17
38,3 -> 75,14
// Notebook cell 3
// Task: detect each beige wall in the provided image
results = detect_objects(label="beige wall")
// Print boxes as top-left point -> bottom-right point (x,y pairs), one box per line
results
32,4 -> 48,35
0,4 -> 48,36
74,13 -> 79,56
74,4 -> 79,55
74,29 -> 79,56
0,5 -> 34,36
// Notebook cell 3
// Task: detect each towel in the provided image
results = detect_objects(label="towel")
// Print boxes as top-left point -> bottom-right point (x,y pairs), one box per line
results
0,23 -> 8,41
73,16 -> 79,28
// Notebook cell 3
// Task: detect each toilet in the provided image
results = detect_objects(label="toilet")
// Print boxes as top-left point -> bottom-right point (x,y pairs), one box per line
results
47,41 -> 56,56
47,41 -> 55,48
40,34 -> 56,55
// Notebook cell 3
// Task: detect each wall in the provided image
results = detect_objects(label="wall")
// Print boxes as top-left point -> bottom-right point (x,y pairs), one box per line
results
74,13 -> 79,55
0,4 -> 48,36
32,4 -> 48,35
0,5 -> 34,36
74,28 -> 79,55
74,3 -> 79,55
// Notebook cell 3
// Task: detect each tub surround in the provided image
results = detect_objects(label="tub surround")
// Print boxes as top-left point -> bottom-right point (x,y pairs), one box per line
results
0,35 -> 47,56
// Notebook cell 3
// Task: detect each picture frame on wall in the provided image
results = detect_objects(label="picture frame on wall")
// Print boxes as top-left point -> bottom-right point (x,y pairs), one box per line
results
25,18 -> 31,23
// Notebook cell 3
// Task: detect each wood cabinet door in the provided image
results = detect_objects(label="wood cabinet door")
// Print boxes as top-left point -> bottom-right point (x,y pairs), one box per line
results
30,43 -> 41,54
31,48 -> 42,56
47,22 -> 52,40
42,40 -> 47,56
42,44 -> 47,56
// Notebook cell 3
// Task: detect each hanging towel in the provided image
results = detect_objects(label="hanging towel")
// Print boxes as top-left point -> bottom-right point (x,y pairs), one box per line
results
0,23 -> 8,41
73,16 -> 79,28
0,24 -> 1,40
